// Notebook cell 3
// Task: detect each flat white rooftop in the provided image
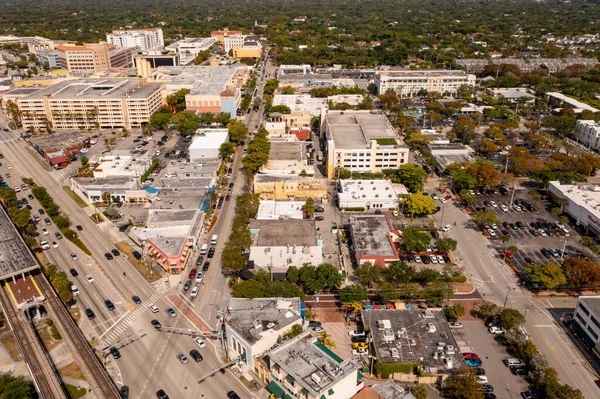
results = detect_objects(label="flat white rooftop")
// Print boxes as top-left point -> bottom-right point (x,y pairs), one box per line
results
338,179 -> 399,201
189,129 -> 229,150
256,200 -> 305,220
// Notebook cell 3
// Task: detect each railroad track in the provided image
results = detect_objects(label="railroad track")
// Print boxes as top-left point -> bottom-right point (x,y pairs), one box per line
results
34,274 -> 121,399
0,283 -> 66,399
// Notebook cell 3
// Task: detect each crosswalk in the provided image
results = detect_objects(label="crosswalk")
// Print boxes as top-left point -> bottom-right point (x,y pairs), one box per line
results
101,293 -> 160,346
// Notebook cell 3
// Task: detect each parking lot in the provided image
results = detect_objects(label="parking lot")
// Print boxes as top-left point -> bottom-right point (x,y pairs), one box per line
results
466,188 -> 588,277
453,321 -> 530,398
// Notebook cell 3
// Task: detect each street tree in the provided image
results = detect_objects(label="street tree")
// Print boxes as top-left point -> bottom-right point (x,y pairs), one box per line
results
379,281 -> 399,302
221,241 -> 246,275
318,330 -> 336,349
562,258 -> 600,289
354,262 -> 383,287
500,234 -> 511,245
402,227 -> 431,252
411,384 -> 429,399
500,308 -> 526,331
443,366 -> 484,399
316,263 -> 343,290
339,284 -> 368,302
303,197 -> 315,218
149,111 -> 172,130
227,120 -> 249,143
166,88 -> 190,113
219,142 -> 235,159
445,304 -> 465,322
459,189 -> 476,206
172,111 -> 201,135
478,303 -> 498,321
286,266 -> 299,284
472,210 -> 498,226
384,261 -> 416,284
467,159 -> 500,188
525,263 -> 567,289
405,193 -> 437,216
242,151 -> 269,174
392,163 -> 428,192
436,237 -> 458,252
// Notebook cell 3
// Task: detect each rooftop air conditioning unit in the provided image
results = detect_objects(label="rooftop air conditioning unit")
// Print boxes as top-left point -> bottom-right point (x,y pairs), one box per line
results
375,194 -> 379,198
371,181 -> 374,184
385,187 -> 389,190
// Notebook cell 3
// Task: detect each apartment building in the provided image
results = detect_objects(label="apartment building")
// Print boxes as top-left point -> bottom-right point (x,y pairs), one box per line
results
374,70 -> 476,97
17,79 -> 164,130
224,34 -> 262,58
572,296 -> 600,352
576,120 -> 600,151
253,174 -> 327,201
56,43 -> 137,72
106,28 -> 164,51
210,28 -> 243,44
323,110 -> 409,178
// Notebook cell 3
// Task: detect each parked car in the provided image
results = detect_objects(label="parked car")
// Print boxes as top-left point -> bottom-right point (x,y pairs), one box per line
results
151,319 -> 162,329
449,322 -> 463,329
176,353 -> 188,364
489,326 -> 505,334
85,308 -> 96,319
166,307 -> 177,317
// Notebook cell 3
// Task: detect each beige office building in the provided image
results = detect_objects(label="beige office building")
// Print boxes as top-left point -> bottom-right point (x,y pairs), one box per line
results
374,70 -> 476,98
56,43 -> 136,72
18,79 -> 164,131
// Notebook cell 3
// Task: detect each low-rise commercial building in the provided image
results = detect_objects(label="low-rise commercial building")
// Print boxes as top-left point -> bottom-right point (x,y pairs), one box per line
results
253,174 -> 327,201
210,28 -> 243,44
225,35 -> 262,58
145,235 -> 192,275
256,200 -> 305,220
225,297 -> 302,368
572,296 -> 600,353
261,331 -> 362,399
188,129 -> 229,160
262,141 -> 313,175
248,219 -> 323,277
277,64 -> 313,75
374,70 -> 475,98
93,151 -> 150,178
22,36 -> 56,53
70,177 -> 151,205
428,143 -> 472,171
338,180 -> 401,210
548,181 -> 600,236
324,110 -> 409,178
349,215 -> 401,266
545,92 -> 600,114
576,120 -> 600,151
17,79 -> 164,131
165,37 -> 217,65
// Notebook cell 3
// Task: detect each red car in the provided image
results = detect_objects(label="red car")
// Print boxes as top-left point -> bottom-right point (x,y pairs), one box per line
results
444,195 -> 452,201
505,250 -> 514,259
225,194 -> 230,201
188,268 -> 197,279
463,353 -> 479,359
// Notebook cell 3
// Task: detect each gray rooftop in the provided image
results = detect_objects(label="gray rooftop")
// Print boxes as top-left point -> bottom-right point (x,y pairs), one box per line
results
147,236 -> 187,257
433,154 -> 473,170
73,177 -> 138,190
372,382 -> 416,399
269,141 -> 306,161
150,190 -> 206,210
428,143 -> 469,152
363,309 -> 460,373
349,215 -> 397,257
21,79 -> 163,100
147,209 -> 197,224
155,178 -> 212,190
579,296 -> 600,317
156,65 -> 241,96
0,206 -> 39,279
3,87 -> 43,96
250,219 -> 317,247
268,332 -> 359,396
226,297 -> 301,345
254,174 -> 299,184
326,111 -> 401,150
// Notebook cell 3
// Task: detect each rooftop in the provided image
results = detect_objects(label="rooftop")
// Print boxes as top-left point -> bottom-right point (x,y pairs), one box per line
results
363,309 -> 460,372
272,94 -> 327,115
150,189 -> 206,210
72,177 -> 138,190
147,209 -> 197,224
433,153 -> 473,170
325,111 -> 401,150
268,332 -> 359,396
428,143 -> 470,153
147,236 -> 187,257
154,177 -> 213,190
579,296 -> 600,317
546,92 -> 600,113
549,182 -> 600,219
21,79 -> 163,101
153,65 -> 244,96
269,141 -> 306,161
256,200 -> 305,220
371,382 -> 416,399
164,160 -> 219,177
0,206 -> 39,279
254,174 -> 299,184
226,297 -> 302,345
338,179 -> 399,202
349,215 -> 398,257
250,219 -> 317,247
189,129 -> 229,152
29,131 -> 91,153
376,69 -> 470,78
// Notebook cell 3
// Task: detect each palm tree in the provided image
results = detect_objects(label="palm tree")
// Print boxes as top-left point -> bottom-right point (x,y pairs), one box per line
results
556,198 -> 567,213
318,331 -> 336,349
500,234 -> 510,245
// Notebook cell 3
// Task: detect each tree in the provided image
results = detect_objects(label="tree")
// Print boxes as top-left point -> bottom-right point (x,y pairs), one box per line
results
166,88 -> 190,113
318,330 -> 336,349
303,197 -> 315,218
445,304 -> 465,322
500,234 -> 511,245
525,263 -> 567,289
500,308 -> 525,331
51,271 -> 73,303
378,91 -> 399,109
444,366 -> 484,399
478,303 -> 498,321
286,266 -> 299,284
384,261 -> 415,284
219,142 -> 235,158
172,111 -> 201,135
0,372 -> 36,398
379,281 -> 399,302
149,112 -> 172,130
405,193 -> 437,216
459,189 -> 476,206
411,384 -> 428,399
517,339 -> 539,363
227,120 -> 249,143
285,324 -> 303,339
221,241 -> 246,275
316,263 -> 343,290
436,237 -> 457,252
467,159 -> 500,189
402,227 -> 431,252
242,151 -> 270,173
508,245 -> 518,255
354,262 -> 383,287
281,86 -> 294,95
339,284 -> 367,302
80,155 -> 88,166
393,164 -> 428,193
562,258 -> 600,289
472,211 -> 498,227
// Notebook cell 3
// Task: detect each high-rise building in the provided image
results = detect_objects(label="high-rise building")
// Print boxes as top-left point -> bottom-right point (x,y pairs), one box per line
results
106,28 -> 164,51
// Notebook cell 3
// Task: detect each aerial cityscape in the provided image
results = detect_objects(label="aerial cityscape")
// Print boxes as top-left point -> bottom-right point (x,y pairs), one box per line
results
1,0 -> 600,398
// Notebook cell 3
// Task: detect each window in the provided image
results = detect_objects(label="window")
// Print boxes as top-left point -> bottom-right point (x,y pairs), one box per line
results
580,303 -> 590,316
576,312 -> 586,325
587,325 -> 599,340
592,316 -> 600,329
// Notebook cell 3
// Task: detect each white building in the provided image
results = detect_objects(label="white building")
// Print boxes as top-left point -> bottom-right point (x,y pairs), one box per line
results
576,120 -> 600,151
106,28 -> 164,51
277,64 -> 313,75
572,296 -> 600,353
93,151 -> 150,178
70,177 -> 152,205
224,35 -> 245,53
256,200 -> 305,220
374,70 -> 476,98
188,129 -> 229,161
548,181 -> 600,235
225,297 -> 303,368
323,110 -> 409,178
165,37 -> 217,65
545,92 -> 600,114
272,94 -> 327,116
338,180 -> 401,210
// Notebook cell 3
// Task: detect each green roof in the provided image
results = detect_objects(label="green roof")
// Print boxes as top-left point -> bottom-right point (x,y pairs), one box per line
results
301,388 -> 309,395
314,342 -> 343,363
286,374 -> 295,383
284,395 -> 293,399
266,381 -> 284,397
328,388 -> 335,395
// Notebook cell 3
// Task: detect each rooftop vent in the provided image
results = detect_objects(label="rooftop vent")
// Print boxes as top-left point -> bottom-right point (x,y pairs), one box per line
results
267,322 -> 275,329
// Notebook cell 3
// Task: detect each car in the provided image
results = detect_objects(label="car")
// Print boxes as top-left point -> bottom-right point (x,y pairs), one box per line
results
521,390 -> 539,399
118,224 -> 128,232
437,255 -> 444,263
314,207 -> 325,212
313,325 -> 324,332
502,221 -> 511,230
348,329 -> 365,337
86,275 -> 94,283
483,384 -> 494,393
156,389 -> 169,399
183,280 -> 193,291
510,366 -> 527,375
487,229 -> 496,237
549,248 -> 559,258
421,255 -> 430,264
149,304 -> 159,313
51,241 -> 58,248
38,208 -> 45,215
111,249 -> 120,256
431,193 -> 439,200
69,268 -> 78,277
85,308 -> 96,319
513,204 -> 522,212
227,392 -> 241,399
516,221 -> 525,229
414,255 -> 422,263
441,224 -> 452,232
110,347 -> 121,359
489,326 -> 505,334
195,272 -> 204,283
444,195 -> 452,201
76,225 -> 83,231
132,295 -> 142,304
465,358 -> 482,367
207,247 -> 215,258
166,307 -> 176,317
429,255 -> 438,263
500,204 -> 509,212
351,335 -> 368,343
484,394 -> 497,399
538,229 -> 547,237
190,286 -> 200,298
475,367 -> 486,375
489,200 -> 497,207
119,385 -> 129,399
505,250 -> 514,259
105,299 -> 115,311
104,253 -> 113,260
315,216 -> 325,221
189,349 -> 203,362
151,319 -> 162,329
55,232 -> 62,239
188,268 -> 197,279
41,227 -> 49,235
449,322 -> 463,329
202,261 -> 210,271
478,376 -> 488,384
194,337 -> 206,348
195,256 -> 204,266
132,251 -> 142,260
509,222 -> 517,230
430,230 -> 439,238
463,352 -> 479,359
44,217 -> 51,225
530,229 -> 539,236
176,353 -> 188,364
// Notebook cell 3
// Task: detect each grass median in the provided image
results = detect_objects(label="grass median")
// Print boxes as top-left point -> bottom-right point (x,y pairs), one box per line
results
115,241 -> 162,283
62,186 -> 88,208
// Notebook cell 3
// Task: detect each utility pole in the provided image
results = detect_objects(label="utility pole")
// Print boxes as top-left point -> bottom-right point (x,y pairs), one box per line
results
509,185 -> 517,208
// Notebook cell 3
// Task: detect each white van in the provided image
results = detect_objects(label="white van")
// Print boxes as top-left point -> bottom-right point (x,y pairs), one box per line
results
211,235 -> 218,245
200,243 -> 208,255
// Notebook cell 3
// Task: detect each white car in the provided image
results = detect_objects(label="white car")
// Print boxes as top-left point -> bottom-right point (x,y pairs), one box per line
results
512,204 -> 522,212
439,197 -> 447,204
14,186 -> 20,192
538,229 -> 547,237
437,255 -> 444,263
490,224 -> 498,230
489,201 -> 497,207
487,229 -> 496,237
352,348 -> 368,356
441,224 -> 452,232
51,241 -> 59,248
348,329 -> 365,337
477,376 -> 489,384
431,193 -> 439,200
71,253 -> 78,260
449,322 -> 463,329
149,304 -> 159,313
190,286 -> 199,298
7,165 -> 11,170
414,256 -> 421,263
86,275 -> 94,283
489,326 -> 505,334
468,189 -> 476,196
41,227 -> 49,235
500,205 -> 509,212
429,255 -> 438,263
194,337 -> 206,348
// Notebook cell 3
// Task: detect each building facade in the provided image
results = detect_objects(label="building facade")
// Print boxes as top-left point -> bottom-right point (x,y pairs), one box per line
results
210,28 -> 243,44
253,174 -> 327,201
145,236 -> 191,275
576,120 -> 600,151
374,70 -> 476,97
548,181 -> 600,236
56,43 -> 136,72
18,79 -> 164,130
572,296 -> 600,353
106,28 -> 164,51
36,51 -> 60,68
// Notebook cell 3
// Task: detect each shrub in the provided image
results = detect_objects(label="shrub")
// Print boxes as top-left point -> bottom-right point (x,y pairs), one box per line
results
342,207 -> 366,212
374,361 -> 418,378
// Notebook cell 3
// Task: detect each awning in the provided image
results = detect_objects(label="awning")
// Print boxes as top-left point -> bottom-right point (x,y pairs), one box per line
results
285,374 -> 295,383
266,381 -> 284,397
284,395 -> 293,399
328,388 -> 334,395
301,388 -> 309,396
314,342 -> 343,363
